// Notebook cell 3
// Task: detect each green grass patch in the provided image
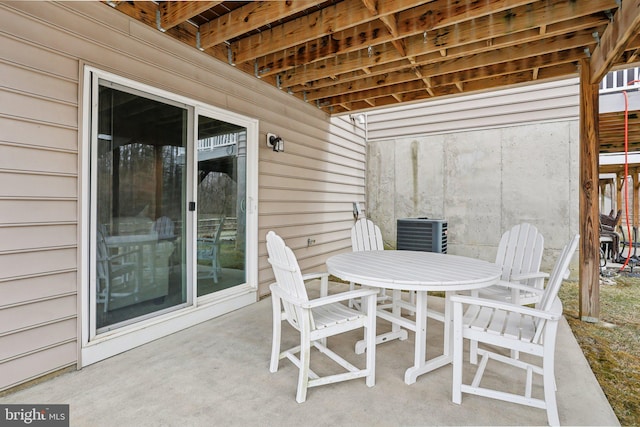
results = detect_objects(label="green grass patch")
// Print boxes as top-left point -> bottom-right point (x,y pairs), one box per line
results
558,279 -> 640,426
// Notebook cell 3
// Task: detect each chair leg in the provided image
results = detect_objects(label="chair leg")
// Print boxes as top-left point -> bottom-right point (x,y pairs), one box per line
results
348,281 -> 360,309
270,296 -> 282,373
296,330 -> 311,403
212,250 -> 219,284
364,294 -> 376,387
452,302 -> 464,404
543,339 -> 560,426
470,340 -> 479,365
100,277 -> 109,313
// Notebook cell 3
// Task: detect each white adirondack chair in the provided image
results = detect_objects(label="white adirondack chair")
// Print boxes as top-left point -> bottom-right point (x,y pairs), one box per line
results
478,223 -> 547,305
451,234 -> 579,427
266,231 -> 378,403
197,217 -> 225,284
472,223 -> 548,360
349,218 -> 389,308
95,226 -> 140,313
351,217 -> 384,252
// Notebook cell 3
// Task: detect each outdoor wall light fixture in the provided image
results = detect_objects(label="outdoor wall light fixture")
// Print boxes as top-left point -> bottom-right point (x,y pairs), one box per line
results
349,114 -> 366,125
266,133 -> 284,152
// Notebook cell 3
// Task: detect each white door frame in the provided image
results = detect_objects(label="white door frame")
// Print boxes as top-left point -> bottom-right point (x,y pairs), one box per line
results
80,66 -> 258,367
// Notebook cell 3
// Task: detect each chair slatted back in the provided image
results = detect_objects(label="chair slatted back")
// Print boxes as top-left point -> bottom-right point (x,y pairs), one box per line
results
266,231 -> 312,330
152,216 -> 175,240
351,218 -> 384,252
495,223 -> 544,287
96,228 -> 109,281
537,234 -> 580,313
531,234 -> 579,342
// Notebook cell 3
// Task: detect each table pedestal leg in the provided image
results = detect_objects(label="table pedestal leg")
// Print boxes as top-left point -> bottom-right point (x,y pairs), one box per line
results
355,289 -> 408,354
404,291 -> 453,385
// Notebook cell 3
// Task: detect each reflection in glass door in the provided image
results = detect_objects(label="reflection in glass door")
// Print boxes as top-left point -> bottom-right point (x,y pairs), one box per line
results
93,82 -> 188,332
196,115 -> 246,297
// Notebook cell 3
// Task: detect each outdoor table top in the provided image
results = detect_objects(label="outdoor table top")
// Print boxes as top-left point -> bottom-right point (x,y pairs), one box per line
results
326,250 -> 502,291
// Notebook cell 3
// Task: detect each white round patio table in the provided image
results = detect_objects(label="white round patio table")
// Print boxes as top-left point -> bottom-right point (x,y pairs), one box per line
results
326,250 -> 501,385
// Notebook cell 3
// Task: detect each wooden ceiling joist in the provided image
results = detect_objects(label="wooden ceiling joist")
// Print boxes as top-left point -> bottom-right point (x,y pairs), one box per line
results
199,1 -> 313,51
108,0 -> 640,115
258,0 -> 611,81
158,1 -> 221,31
590,0 -> 640,84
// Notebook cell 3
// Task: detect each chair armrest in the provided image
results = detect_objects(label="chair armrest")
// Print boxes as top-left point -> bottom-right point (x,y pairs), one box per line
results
303,288 -> 378,309
270,285 -> 378,309
301,272 -> 330,281
450,294 -> 561,321
510,271 -> 549,282
103,248 -> 140,263
301,272 -> 330,296
494,280 -> 545,295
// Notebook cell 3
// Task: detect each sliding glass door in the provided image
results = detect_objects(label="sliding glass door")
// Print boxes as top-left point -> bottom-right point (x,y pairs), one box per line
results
93,81 -> 189,332
88,72 -> 257,344
196,114 -> 247,297
84,67 -> 257,365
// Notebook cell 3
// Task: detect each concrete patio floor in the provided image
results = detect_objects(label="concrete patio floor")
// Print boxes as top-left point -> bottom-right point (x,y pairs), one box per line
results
1,283 -> 619,426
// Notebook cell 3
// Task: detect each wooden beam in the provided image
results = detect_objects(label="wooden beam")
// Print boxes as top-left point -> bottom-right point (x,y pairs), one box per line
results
618,173 -> 625,216
308,62 -> 575,108
259,0 -> 609,79
199,1 -> 316,50
231,0 -> 425,64
285,28 -> 594,90
379,14 -> 407,57
236,0 -> 534,65
579,58 -> 600,323
599,180 -> 606,212
590,0 -> 640,84
304,47 -> 584,101
158,1 -> 221,31
359,0 -> 377,16
635,173 -> 640,227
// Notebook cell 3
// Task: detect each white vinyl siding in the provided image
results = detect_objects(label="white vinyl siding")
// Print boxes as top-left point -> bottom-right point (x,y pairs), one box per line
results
366,79 -> 580,142
0,8 -> 80,391
0,1 -> 366,391
257,115 -> 366,295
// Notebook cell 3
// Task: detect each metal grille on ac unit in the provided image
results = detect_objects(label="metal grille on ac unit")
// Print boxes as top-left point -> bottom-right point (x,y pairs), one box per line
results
396,218 -> 447,253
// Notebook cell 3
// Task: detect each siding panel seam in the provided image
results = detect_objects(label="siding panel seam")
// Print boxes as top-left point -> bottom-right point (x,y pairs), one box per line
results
0,86 -> 77,108
0,57 -> 77,84
0,222 -> 77,228
0,245 -> 77,256
0,337 -> 76,364
0,294 -> 77,311
0,113 -> 77,132
0,169 -> 77,178
0,141 -> 77,155
0,268 -> 77,284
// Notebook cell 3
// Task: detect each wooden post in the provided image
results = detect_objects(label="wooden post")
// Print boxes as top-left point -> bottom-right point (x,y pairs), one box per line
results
634,170 -> 640,228
617,173 -> 625,216
608,178 -> 620,212
579,58 -> 600,323
599,180 -> 607,212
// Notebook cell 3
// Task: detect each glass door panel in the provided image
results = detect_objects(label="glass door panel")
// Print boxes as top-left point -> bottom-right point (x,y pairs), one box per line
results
196,115 -> 246,297
94,82 -> 188,332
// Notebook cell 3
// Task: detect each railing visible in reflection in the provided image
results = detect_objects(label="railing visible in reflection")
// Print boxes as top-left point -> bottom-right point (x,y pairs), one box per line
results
197,217 -> 237,241
197,132 -> 239,151
600,67 -> 640,93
